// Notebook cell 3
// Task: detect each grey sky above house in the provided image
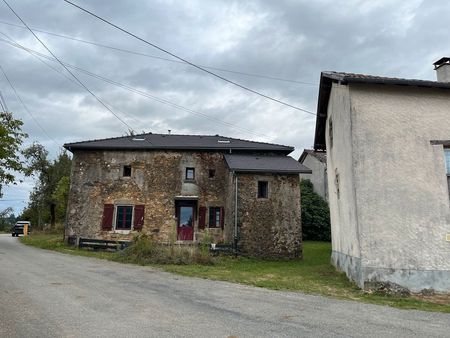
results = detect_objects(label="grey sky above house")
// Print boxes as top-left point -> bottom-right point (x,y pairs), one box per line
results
1,0 -> 449,213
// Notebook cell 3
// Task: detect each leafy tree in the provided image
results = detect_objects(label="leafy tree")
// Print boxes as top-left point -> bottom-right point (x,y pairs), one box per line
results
300,179 -> 331,241
21,143 -> 72,229
0,111 -> 27,197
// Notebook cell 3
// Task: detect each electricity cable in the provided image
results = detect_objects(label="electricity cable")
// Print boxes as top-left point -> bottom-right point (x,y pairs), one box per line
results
2,0 -> 135,132
63,0 -> 316,116
0,36 -> 267,137
0,19 -> 317,86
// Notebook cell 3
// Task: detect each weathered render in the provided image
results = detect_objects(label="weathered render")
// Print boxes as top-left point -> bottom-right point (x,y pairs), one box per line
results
299,150 -> 328,200
64,134 -> 310,259
314,66 -> 450,292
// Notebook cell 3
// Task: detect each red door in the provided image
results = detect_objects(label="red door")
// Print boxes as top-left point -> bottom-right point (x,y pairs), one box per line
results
176,201 -> 196,241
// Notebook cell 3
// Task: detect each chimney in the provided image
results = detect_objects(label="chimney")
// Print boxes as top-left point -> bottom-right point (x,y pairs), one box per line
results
433,57 -> 450,82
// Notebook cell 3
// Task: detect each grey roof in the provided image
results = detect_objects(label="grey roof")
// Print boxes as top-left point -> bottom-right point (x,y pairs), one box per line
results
299,149 -> 326,164
314,71 -> 450,151
64,133 -> 293,154
224,154 -> 311,174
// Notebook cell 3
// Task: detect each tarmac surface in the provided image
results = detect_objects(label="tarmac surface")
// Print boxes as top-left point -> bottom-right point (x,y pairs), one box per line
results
0,234 -> 449,337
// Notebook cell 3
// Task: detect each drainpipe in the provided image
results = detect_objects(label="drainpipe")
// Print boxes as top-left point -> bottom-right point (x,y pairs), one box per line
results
234,171 -> 238,256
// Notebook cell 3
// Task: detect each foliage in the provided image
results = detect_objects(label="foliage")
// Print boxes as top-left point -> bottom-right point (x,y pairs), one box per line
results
20,143 -> 72,229
116,234 -> 215,265
21,235 -> 450,313
300,179 -> 331,241
0,111 -> 27,197
0,210 -> 15,232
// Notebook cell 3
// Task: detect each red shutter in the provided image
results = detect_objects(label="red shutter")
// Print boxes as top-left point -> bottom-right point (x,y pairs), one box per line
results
198,206 -> 206,230
133,205 -> 145,231
220,207 -> 225,230
101,204 -> 114,231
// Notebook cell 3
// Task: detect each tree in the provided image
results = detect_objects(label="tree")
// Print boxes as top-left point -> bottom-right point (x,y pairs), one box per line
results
300,179 -> 331,241
0,111 -> 27,197
22,143 -> 72,229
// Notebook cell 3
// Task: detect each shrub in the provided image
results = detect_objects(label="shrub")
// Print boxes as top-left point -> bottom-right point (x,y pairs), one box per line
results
117,234 -> 215,265
300,179 -> 331,241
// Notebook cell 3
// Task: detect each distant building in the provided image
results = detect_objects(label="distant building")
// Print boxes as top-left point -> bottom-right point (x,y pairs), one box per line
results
313,58 -> 450,292
64,134 -> 311,259
299,149 -> 328,201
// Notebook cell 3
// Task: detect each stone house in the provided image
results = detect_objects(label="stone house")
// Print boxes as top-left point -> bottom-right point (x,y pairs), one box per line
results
64,133 -> 311,259
299,149 -> 328,201
313,58 -> 450,292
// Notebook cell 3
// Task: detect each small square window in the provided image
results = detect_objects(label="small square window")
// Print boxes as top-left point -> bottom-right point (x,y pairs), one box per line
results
123,165 -> 132,177
208,169 -> 216,178
186,167 -> 195,180
257,181 -> 268,199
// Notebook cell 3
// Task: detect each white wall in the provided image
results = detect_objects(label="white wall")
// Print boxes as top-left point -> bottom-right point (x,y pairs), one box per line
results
350,84 -> 450,274
327,83 -> 361,263
300,155 -> 328,200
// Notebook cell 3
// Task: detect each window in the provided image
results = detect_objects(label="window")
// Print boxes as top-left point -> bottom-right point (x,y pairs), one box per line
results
186,167 -> 195,180
101,204 -> 145,231
257,181 -> 268,199
445,149 -> 450,200
445,149 -> 450,174
329,118 -> 333,149
123,165 -> 132,177
208,169 -> 216,178
209,207 -> 221,227
116,205 -> 133,229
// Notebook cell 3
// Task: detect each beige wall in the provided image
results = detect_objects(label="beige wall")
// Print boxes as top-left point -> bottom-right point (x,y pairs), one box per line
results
351,84 -> 450,271
327,83 -> 361,261
300,155 -> 328,201
328,81 -> 450,291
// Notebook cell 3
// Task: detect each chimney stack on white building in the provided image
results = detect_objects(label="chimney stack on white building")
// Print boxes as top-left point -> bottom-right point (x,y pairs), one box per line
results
434,57 -> 450,82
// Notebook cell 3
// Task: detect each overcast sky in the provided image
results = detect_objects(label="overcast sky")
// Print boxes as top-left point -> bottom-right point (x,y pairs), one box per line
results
1,0 -> 449,214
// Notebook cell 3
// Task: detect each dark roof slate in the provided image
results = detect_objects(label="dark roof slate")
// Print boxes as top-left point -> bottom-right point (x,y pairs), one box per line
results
64,133 -> 293,154
224,154 -> 311,174
321,71 -> 450,89
299,149 -> 327,164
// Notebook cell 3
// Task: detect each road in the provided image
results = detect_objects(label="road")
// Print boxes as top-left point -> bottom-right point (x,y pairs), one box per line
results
0,234 -> 449,338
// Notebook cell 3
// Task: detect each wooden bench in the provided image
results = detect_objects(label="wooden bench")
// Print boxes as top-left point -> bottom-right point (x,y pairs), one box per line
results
78,238 -> 131,251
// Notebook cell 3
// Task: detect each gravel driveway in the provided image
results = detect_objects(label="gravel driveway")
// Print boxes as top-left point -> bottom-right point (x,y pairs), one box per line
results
0,234 -> 449,337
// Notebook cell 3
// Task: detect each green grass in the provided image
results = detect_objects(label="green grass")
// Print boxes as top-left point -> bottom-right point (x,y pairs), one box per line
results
20,234 -> 450,313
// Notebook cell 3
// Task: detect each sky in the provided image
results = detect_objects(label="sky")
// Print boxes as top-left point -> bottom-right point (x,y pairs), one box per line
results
0,0 -> 449,214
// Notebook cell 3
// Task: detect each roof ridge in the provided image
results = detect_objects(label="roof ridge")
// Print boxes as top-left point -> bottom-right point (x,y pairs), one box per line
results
64,132 -> 293,150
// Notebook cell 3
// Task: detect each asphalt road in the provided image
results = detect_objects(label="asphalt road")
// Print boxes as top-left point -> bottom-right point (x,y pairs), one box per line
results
0,234 -> 449,338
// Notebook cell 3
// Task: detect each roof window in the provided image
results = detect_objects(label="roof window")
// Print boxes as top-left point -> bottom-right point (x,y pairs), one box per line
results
218,139 -> 231,144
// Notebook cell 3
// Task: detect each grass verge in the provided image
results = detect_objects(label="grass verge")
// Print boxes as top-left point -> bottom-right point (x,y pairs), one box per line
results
20,233 -> 450,313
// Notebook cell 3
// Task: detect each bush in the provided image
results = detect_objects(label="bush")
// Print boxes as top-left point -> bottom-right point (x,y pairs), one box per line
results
117,234 -> 215,265
300,179 -> 331,241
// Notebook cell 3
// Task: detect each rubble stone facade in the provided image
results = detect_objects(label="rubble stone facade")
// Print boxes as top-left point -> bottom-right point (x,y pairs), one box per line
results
65,134 -> 308,259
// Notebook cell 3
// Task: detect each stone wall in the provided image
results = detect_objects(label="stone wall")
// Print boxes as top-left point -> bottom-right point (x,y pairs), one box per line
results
66,150 -> 230,242
236,173 -> 302,259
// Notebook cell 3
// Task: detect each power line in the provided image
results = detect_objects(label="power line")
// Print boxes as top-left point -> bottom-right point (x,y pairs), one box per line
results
0,90 -> 7,111
0,19 -> 317,86
0,37 -> 267,138
2,0 -> 135,132
63,0 -> 316,116
0,64 -> 62,150
0,31 -> 144,130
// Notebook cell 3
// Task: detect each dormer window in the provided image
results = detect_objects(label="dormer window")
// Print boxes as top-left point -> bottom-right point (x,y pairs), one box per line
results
186,167 -> 195,180
123,165 -> 132,177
